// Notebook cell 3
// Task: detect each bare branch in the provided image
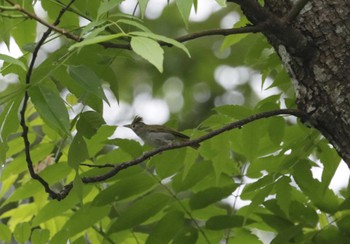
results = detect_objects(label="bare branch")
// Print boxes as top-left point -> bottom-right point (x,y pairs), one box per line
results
81,109 -> 309,183
15,0 -> 77,201
283,0 -> 311,24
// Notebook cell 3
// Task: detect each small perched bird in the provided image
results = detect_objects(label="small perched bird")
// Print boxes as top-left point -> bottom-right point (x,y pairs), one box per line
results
125,116 -> 199,149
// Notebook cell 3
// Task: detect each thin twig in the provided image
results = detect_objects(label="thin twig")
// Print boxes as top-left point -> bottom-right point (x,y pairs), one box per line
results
283,0 -> 311,23
81,109 -> 309,183
17,0 -> 77,201
5,0 -> 81,42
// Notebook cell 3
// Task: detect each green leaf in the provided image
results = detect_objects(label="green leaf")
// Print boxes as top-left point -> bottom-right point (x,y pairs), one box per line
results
221,34 -> 249,51
289,201 -> 319,228
14,222 -> 31,244
67,65 -> 109,104
86,125 -> 116,157
242,122 -> 261,160
318,140 -> 341,190
92,172 -> 157,206
108,193 -> 171,233
214,105 -> 253,119
12,13 -> 36,49
189,184 -> 238,210
32,192 -> 81,226
293,161 -> 341,213
206,215 -> 254,230
117,18 -> 152,32
229,229 -> 261,244
337,215 -> 350,236
275,176 -> 292,217
175,0 -> 193,27
172,160 -> 212,192
0,53 -> 27,71
271,225 -> 303,244
313,226 -> 349,244
258,214 -> 294,232
68,134 -> 89,169
138,0 -> 149,18
54,203 -> 110,239
215,0 -> 226,7
28,80 -> 70,136
146,211 -> 185,244
68,33 -> 126,50
268,117 -> 285,146
31,229 -> 50,244
76,111 -> 106,139
149,149 -> 186,179
0,97 -> 21,164
130,36 -> 164,72
130,31 -> 190,57
97,0 -> 123,18
243,184 -> 274,220
0,223 -> 11,242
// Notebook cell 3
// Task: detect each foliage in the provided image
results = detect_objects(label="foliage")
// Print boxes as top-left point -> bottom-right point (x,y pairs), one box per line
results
0,0 -> 349,243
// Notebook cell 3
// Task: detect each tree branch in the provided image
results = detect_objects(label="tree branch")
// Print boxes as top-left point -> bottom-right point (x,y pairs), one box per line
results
5,0 -> 81,42
81,109 -> 309,184
16,0 -> 76,201
5,0 -> 266,50
283,0 -> 311,24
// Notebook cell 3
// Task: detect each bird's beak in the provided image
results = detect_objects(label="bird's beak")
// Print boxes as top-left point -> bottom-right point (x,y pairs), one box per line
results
124,124 -> 131,129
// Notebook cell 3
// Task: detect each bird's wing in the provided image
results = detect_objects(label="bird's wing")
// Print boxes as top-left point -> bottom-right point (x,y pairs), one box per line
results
148,125 -> 190,139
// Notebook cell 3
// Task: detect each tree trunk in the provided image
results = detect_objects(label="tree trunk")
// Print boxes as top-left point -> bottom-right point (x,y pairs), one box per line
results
237,0 -> 350,167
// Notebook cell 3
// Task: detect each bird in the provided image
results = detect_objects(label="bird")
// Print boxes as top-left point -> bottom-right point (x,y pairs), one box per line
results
125,116 -> 199,149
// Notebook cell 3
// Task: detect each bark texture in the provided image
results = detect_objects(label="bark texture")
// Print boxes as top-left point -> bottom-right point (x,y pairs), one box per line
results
238,0 -> 350,166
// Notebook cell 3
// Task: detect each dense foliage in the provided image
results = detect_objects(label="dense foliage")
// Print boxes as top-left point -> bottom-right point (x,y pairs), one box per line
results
0,0 -> 349,243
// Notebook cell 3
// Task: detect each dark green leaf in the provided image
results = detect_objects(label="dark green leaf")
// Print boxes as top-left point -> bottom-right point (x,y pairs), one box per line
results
189,184 -> 238,210
68,134 -> 89,170
29,80 -> 70,136
268,116 -> 285,146
313,226 -> 349,244
149,148 -> 186,179
108,193 -> 171,233
146,211 -> 185,244
76,111 -> 106,139
92,172 -> 157,206
172,160 -> 212,192
206,215 -> 254,230
67,65 -> 109,104
318,140 -> 341,190
86,125 -> 116,157
275,176 -> 292,217
337,215 -> 350,236
271,225 -> 303,244
0,97 -> 21,164
54,203 -> 110,238
293,162 -> 341,213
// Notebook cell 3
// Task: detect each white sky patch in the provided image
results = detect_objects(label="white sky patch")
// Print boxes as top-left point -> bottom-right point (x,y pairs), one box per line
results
189,0 -> 221,22
145,0 -> 169,19
220,11 -> 241,28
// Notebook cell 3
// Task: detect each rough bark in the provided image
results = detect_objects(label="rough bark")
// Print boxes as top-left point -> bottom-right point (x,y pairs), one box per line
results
237,0 -> 350,167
